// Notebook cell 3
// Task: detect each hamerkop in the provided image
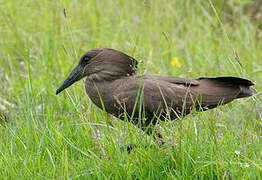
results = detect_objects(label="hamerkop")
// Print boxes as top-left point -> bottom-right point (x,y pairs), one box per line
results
56,48 -> 256,145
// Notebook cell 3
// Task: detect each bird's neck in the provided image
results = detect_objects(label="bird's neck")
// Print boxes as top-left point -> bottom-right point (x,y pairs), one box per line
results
87,71 -> 135,82
84,77 -> 117,111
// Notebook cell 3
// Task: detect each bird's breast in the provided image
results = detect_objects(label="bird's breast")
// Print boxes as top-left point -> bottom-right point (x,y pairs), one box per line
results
85,79 -> 123,117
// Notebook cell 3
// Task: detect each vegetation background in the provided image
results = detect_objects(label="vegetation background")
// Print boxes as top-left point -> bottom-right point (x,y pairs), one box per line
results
0,0 -> 261,179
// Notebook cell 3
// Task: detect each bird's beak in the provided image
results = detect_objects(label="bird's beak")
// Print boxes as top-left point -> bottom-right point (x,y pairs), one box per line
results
56,65 -> 84,95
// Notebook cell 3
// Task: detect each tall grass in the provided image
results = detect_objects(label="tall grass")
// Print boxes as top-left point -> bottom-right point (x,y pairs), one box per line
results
0,0 -> 261,179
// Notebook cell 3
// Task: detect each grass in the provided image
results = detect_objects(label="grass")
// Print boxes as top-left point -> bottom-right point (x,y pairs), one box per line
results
0,0 -> 261,179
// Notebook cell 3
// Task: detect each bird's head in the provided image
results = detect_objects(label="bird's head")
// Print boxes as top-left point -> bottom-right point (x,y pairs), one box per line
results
56,48 -> 138,95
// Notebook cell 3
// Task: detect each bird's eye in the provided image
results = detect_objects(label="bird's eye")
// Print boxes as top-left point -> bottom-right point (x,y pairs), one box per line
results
83,56 -> 90,62
81,56 -> 90,65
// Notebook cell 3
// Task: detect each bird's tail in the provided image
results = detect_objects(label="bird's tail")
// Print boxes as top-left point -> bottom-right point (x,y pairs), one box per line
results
203,77 -> 256,99
237,84 -> 256,98
191,77 -> 256,110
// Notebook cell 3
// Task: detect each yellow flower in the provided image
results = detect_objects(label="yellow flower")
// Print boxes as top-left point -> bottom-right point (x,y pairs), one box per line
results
171,57 -> 181,68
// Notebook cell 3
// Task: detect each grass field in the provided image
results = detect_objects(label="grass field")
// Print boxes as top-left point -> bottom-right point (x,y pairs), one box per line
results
0,0 -> 261,179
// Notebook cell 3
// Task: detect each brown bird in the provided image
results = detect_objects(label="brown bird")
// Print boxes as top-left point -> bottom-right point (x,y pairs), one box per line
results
56,48 -> 256,148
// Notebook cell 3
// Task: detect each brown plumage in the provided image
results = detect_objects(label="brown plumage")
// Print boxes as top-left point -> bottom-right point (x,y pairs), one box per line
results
56,48 -> 256,142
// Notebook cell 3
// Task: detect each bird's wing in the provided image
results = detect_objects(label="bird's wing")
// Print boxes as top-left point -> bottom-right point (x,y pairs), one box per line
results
143,74 -> 200,86
112,75 -> 255,121
112,75 -> 199,120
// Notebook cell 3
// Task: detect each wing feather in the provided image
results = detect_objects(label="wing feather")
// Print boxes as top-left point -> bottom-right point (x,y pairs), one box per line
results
112,75 -> 254,121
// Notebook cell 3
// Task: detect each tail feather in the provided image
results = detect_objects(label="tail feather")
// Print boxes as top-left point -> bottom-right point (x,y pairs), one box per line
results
192,77 -> 256,110
237,85 -> 256,98
199,77 -> 255,86
204,77 -> 256,99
